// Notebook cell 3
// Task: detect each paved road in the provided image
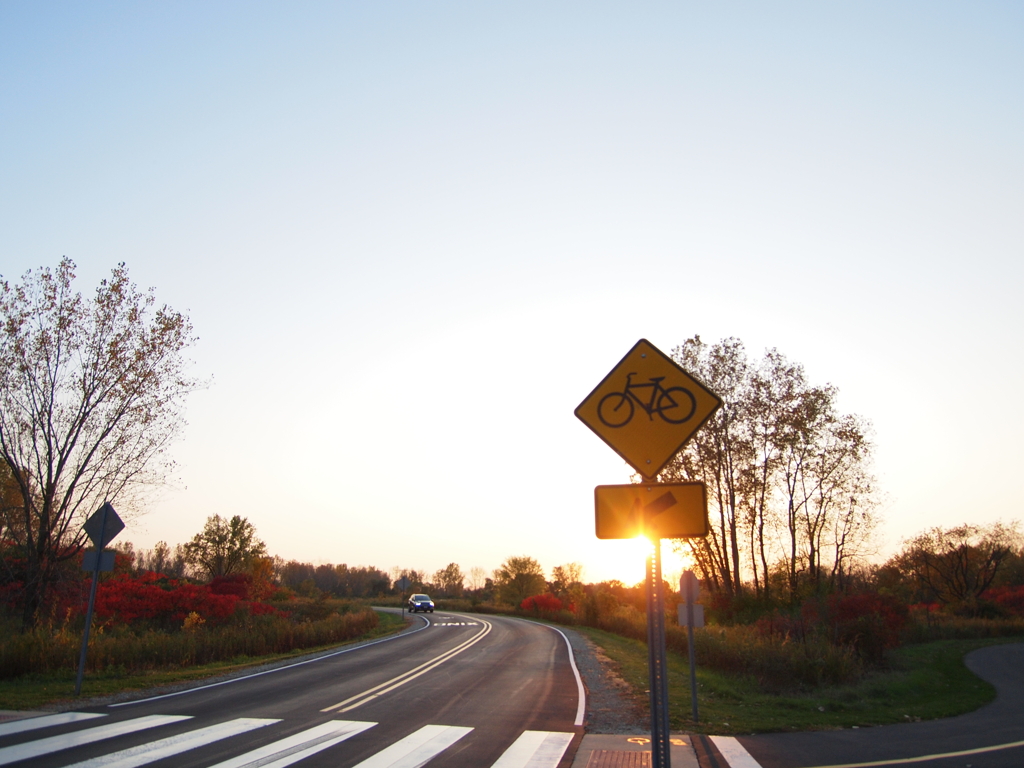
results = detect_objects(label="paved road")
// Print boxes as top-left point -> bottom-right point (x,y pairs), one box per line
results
700,643 -> 1024,768
0,611 -> 586,768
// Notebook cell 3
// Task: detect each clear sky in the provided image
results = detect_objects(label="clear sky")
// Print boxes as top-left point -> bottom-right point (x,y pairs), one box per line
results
2,2 -> 1022,587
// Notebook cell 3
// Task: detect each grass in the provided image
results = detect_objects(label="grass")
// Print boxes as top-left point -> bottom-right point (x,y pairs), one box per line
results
0,611 -> 407,711
575,626 -> 1023,735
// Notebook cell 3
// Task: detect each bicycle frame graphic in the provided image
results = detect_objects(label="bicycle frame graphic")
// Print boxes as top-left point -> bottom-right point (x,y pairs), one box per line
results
597,372 -> 697,428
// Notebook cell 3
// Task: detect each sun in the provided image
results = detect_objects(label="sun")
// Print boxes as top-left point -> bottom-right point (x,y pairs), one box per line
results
584,535 -> 697,587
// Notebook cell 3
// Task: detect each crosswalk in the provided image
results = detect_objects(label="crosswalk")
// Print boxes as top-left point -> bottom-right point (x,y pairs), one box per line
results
0,712 -> 575,768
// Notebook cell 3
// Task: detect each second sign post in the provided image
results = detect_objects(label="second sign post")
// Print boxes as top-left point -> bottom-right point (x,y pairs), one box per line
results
576,339 -> 721,768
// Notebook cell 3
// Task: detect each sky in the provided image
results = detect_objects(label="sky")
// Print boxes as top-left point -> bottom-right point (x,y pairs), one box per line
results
2,2 -> 1022,587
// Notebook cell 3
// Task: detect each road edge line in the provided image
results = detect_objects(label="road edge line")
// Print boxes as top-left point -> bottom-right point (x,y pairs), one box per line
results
517,618 -> 587,727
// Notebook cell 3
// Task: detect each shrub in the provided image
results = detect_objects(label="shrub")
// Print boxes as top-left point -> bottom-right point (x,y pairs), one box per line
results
91,573 -> 239,629
827,592 -> 908,663
521,594 -> 564,613
0,608 -> 380,678
209,574 -> 251,599
986,585 -> 1024,616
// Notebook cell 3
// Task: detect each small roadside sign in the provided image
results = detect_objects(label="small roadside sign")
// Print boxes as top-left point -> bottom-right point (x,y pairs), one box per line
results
76,501 -> 124,697
677,603 -> 705,628
575,339 -> 721,478
83,502 -> 124,549
594,482 -> 708,540
81,550 -> 116,572
396,576 -> 411,591
680,570 -> 700,603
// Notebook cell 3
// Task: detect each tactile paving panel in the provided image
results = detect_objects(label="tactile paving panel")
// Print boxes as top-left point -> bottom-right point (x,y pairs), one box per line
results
585,750 -> 652,767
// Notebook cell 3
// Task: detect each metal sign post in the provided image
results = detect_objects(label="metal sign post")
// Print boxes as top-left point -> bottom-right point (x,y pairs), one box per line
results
76,502 -> 124,696
646,539 -> 672,768
680,570 -> 701,723
396,576 -> 411,617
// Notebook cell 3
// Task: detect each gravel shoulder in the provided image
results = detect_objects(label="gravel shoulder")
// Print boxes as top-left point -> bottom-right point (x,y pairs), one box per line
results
559,625 -> 648,734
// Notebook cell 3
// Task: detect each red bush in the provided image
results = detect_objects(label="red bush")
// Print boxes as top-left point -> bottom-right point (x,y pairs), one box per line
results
827,592 -> 908,661
985,585 -> 1024,616
91,572 -> 240,627
521,594 -> 564,613
209,574 -> 251,599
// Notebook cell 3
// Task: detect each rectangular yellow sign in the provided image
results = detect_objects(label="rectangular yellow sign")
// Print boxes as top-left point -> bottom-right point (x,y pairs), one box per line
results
595,482 -> 708,540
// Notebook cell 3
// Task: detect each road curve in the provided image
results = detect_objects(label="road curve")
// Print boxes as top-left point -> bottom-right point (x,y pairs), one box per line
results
701,642 -> 1024,768
0,610 -> 586,768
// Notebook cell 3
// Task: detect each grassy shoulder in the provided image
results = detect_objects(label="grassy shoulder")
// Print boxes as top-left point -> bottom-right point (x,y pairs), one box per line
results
0,610 -> 407,711
575,626 -> 1023,735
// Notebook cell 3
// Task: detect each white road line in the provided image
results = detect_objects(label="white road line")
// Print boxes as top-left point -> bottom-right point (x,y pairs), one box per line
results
111,611 -> 431,708
351,724 -> 473,768
207,720 -> 376,768
710,736 -> 764,768
0,715 -> 190,767
490,730 -> 574,768
797,737 -> 1024,768
62,718 -> 278,768
520,619 -> 587,727
321,620 -> 492,713
0,712 -> 105,738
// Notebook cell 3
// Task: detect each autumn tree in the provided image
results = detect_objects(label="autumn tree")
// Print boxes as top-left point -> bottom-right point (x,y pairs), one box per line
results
433,563 -> 464,597
0,259 -> 201,628
391,567 -> 426,593
549,562 -> 582,596
183,515 -> 267,581
493,555 -> 546,605
888,523 -> 1022,609
550,562 -> 584,607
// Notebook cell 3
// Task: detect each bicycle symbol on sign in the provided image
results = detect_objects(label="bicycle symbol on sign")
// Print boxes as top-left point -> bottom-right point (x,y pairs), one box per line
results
597,372 -> 697,428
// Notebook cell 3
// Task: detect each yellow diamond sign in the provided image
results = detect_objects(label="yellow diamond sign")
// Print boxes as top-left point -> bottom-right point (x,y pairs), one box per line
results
575,339 -> 721,478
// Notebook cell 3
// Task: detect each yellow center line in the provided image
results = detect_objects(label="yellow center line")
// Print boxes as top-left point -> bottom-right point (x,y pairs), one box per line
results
798,737 -> 1024,768
320,619 -> 492,713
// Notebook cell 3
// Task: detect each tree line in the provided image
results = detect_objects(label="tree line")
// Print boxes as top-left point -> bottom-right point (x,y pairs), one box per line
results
122,514 -> 587,607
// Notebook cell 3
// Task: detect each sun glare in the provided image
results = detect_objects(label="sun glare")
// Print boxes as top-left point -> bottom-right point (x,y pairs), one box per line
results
588,536 -> 699,587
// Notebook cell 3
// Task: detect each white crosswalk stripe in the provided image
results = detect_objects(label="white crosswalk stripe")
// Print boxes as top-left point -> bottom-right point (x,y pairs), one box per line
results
489,730 -> 574,768
0,713 -> 572,768
0,715 -> 190,767
207,720 -> 376,768
62,717 -> 278,768
352,724 -> 473,768
0,712 -> 105,738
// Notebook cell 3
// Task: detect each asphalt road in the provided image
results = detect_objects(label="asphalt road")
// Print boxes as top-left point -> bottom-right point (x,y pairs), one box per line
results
0,611 -> 587,768
700,643 -> 1024,768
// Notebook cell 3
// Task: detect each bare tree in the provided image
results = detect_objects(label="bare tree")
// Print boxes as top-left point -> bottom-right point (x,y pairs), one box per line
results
663,336 -> 878,601
0,259 -> 201,627
133,540 -> 188,578
466,566 -> 487,592
662,337 -> 752,596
